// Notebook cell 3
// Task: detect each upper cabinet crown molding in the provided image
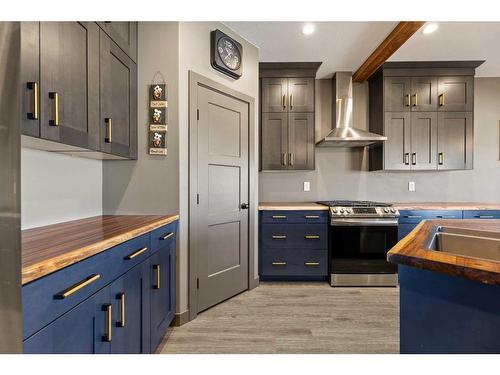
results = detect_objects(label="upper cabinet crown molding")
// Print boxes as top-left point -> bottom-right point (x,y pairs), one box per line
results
259,62 -> 322,78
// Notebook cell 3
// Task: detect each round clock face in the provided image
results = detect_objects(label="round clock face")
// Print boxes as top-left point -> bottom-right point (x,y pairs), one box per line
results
217,37 -> 241,70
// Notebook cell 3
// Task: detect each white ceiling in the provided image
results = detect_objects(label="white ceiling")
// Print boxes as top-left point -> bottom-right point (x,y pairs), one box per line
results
225,22 -> 500,78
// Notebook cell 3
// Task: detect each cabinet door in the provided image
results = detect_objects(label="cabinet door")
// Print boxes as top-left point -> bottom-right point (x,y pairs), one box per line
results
384,77 -> 411,112
438,76 -> 474,112
150,241 -> 176,352
98,22 -> 137,62
100,30 -> 138,159
261,78 -> 287,112
288,78 -> 314,112
39,22 -> 100,150
109,261 -> 150,354
21,22 -> 40,137
411,77 -> 438,111
384,112 -> 411,170
23,286 -> 111,354
288,112 -> 314,170
437,112 -> 473,170
410,112 -> 437,170
261,112 -> 288,170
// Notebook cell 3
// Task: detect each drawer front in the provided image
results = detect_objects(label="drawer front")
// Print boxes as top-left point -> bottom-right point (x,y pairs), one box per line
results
463,210 -> 500,219
261,210 -> 328,224
150,221 -> 178,255
262,249 -> 328,277
23,233 -> 150,339
398,210 -> 462,224
261,223 -> 328,249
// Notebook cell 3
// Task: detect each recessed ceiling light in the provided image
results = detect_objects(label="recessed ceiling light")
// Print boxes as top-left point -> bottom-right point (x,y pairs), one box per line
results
302,23 -> 315,35
422,23 -> 439,35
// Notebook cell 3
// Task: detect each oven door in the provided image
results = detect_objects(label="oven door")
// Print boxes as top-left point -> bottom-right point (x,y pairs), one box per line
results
330,220 -> 398,274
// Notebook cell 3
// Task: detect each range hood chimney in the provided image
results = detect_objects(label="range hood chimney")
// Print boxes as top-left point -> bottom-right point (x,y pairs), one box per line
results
316,71 -> 386,147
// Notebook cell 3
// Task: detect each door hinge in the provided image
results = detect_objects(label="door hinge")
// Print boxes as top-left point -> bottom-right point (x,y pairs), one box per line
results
197,109 -> 199,121
196,278 -> 199,289
196,193 -> 200,204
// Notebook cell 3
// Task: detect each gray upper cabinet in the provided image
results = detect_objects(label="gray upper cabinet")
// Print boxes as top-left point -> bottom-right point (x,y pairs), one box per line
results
288,78 -> 315,112
99,31 -> 138,160
369,61 -> 482,171
437,76 -> 474,112
437,112 -> 473,170
21,22 -> 40,138
288,112 -> 314,169
261,112 -> 288,170
261,78 -> 287,113
98,22 -> 137,62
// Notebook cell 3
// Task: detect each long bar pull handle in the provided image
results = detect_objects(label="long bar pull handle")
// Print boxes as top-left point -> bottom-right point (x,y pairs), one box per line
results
404,153 -> 410,165
411,153 -> 417,165
160,232 -> 174,241
438,152 -> 444,165
272,235 -> 287,239
102,304 -> 112,342
125,247 -> 148,260
153,264 -> 161,289
305,215 -> 320,219
105,118 -> 112,143
116,293 -> 125,327
27,82 -> 39,120
54,274 -> 101,299
290,94 -> 293,109
289,153 -> 294,166
474,215 -> 495,219
272,262 -> 287,266
305,235 -> 320,239
272,215 -> 287,219
282,94 -> 286,109
412,93 -> 418,107
405,94 -> 410,107
405,215 -> 422,219
49,92 -> 59,126
305,262 -> 320,266
439,93 -> 445,106
281,152 -> 288,166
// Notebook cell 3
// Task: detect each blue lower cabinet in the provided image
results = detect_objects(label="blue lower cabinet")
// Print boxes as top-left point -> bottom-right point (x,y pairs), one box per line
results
463,210 -> 500,219
24,286 -> 111,354
398,210 -> 462,241
150,240 -> 176,351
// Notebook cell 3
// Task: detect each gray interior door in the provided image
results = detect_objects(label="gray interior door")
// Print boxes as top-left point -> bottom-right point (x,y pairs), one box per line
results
437,111 -> 473,170
288,112 -> 314,170
410,112 -> 437,170
288,78 -> 314,112
196,85 -> 249,313
261,78 -> 287,112
384,77 -> 411,112
261,112 -> 288,170
411,77 -> 438,111
384,111 -> 411,170
437,76 -> 474,112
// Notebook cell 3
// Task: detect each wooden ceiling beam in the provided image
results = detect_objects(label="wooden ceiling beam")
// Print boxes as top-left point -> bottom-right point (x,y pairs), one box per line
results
352,21 -> 425,82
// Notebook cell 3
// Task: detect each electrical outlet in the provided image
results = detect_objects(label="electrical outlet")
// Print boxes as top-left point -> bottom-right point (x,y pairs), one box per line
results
408,181 -> 416,192
303,181 -> 311,192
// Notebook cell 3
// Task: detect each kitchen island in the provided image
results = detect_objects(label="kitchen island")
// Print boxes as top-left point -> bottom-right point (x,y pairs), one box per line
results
388,219 -> 500,354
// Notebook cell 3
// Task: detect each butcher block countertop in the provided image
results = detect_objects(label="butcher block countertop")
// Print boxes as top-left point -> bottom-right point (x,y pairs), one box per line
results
258,202 -> 329,211
388,219 -> 500,285
22,215 -> 179,285
258,202 -> 500,210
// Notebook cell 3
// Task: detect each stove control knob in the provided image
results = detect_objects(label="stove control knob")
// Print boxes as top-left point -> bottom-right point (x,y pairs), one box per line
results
339,208 -> 344,214
390,208 -> 396,213
331,208 -> 337,213
384,208 -> 390,213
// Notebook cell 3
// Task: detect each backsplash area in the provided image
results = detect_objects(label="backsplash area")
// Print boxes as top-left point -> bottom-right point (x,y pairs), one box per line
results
259,77 -> 500,203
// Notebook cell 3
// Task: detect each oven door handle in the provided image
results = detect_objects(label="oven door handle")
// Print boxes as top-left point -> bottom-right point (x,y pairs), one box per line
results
330,218 -> 399,226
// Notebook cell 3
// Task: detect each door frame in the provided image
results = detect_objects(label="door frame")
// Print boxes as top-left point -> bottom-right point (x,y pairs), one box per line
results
188,71 -> 257,321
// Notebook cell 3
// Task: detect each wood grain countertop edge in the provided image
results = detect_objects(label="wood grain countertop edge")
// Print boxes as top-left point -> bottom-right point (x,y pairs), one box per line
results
22,215 -> 179,285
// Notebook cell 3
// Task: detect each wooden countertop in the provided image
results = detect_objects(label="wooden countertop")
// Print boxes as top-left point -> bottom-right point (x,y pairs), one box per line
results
22,215 -> 179,285
388,219 -> 500,285
259,202 -> 500,211
258,202 -> 329,211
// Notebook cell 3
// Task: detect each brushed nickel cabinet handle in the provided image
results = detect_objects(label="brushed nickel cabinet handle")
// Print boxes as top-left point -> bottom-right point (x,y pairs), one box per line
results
161,232 -> 174,240
438,152 -> 444,165
289,153 -> 294,166
102,304 -> 112,342
116,293 -> 125,327
272,262 -> 287,266
411,153 -> 417,165
305,215 -> 320,219
282,94 -> 286,109
105,117 -> 112,143
405,94 -> 410,107
439,93 -> 445,106
27,82 -> 39,120
412,93 -> 418,107
272,215 -> 287,219
49,92 -> 59,126
305,235 -> 320,239
404,153 -> 410,165
305,262 -> 320,266
125,247 -> 147,260
290,94 -> 293,109
54,274 -> 101,299
281,152 -> 288,166
272,235 -> 287,239
153,264 -> 161,289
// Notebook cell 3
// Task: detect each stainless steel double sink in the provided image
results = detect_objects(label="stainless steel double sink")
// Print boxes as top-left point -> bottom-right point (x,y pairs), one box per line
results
428,226 -> 500,262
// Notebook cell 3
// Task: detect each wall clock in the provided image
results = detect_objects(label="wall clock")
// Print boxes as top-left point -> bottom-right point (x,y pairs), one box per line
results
210,29 -> 243,79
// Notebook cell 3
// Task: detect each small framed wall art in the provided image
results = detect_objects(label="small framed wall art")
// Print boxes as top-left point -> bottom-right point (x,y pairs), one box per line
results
148,83 -> 168,155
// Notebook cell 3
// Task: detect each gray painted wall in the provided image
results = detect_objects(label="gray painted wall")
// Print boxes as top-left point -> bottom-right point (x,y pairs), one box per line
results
259,77 -> 500,203
21,148 -> 102,229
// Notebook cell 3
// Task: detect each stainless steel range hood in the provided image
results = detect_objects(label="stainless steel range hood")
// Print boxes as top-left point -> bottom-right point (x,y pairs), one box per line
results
316,71 -> 386,147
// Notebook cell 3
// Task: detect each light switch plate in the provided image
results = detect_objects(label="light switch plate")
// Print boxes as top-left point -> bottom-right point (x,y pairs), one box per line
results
408,181 -> 416,192
303,181 -> 311,192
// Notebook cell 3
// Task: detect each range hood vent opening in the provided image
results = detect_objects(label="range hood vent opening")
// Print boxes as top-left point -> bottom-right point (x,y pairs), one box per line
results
316,71 -> 387,148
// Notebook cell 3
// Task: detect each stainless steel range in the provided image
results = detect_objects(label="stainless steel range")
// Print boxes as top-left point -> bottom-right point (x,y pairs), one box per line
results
317,200 -> 399,287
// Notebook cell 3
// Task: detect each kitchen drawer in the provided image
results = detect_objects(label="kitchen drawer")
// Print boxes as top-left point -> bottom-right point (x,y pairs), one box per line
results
463,210 -> 500,219
261,223 -> 328,249
261,210 -> 328,224
150,221 -> 178,255
262,248 -> 328,277
23,233 -> 150,340
398,210 -> 462,224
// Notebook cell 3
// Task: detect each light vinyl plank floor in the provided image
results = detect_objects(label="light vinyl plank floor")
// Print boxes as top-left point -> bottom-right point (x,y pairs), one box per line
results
160,282 -> 399,354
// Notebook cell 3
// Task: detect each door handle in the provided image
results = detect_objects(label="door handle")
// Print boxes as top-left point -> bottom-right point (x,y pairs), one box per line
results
116,293 -> 125,327
241,203 -> 249,209
102,304 -> 112,342
404,153 -> 410,165
438,152 -> 444,165
305,262 -> 320,266
411,153 -> 417,165
282,94 -> 286,109
161,232 -> 174,240
271,262 -> 287,266
290,94 -> 293,109
405,94 -> 410,107
305,235 -> 320,239
272,215 -> 287,219
153,264 -> 161,289
281,153 -> 288,166
49,92 -> 59,126
105,118 -> 112,143
272,235 -> 287,239
439,93 -> 445,106
54,274 -> 101,299
289,153 -> 294,166
27,82 -> 39,120
305,215 -> 320,219
412,93 -> 418,106
124,247 -> 148,260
